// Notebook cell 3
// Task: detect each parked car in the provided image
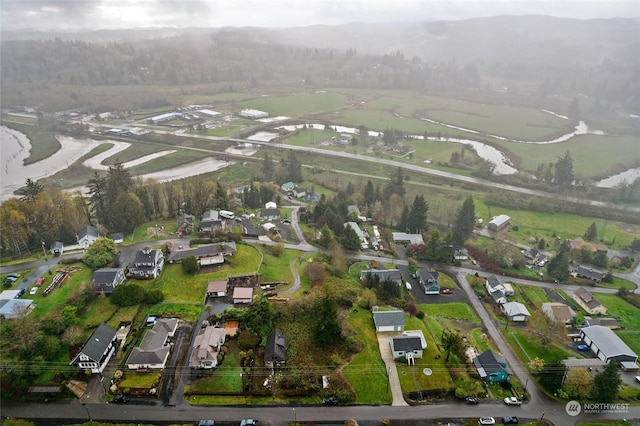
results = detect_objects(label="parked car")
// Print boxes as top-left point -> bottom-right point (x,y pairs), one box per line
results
16,288 -> 26,298
4,276 -> 17,284
112,394 -> 129,404
479,417 -> 495,425
240,420 -> 259,426
577,344 -> 590,351
30,287 -> 38,295
198,421 -> 215,426
635,376 -> 640,383
440,288 -> 453,294
503,416 -> 519,424
7,273 -> 21,279
465,397 -> 479,404
323,396 -> 339,405
35,277 -> 44,286
504,396 -> 522,406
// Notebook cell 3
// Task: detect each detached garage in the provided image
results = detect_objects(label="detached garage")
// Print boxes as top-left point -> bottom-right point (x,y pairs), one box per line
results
372,307 -> 405,332
580,325 -> 638,364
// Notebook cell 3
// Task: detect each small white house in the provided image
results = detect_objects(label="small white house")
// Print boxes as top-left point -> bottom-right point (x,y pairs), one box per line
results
502,302 -> 530,322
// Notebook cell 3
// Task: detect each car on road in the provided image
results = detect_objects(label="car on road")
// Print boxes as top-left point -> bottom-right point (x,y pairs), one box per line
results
577,344 -> 589,351
30,287 -> 38,295
440,288 -> 453,294
112,394 -> 129,404
504,396 -> 522,406
465,397 -> 479,404
503,416 -> 519,424
240,420 -> 259,426
35,277 -> 44,286
198,421 -> 215,426
478,417 -> 495,425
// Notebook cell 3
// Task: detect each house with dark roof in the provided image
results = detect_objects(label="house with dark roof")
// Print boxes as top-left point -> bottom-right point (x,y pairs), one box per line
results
189,325 -> 226,369
304,192 -> 321,203
472,350 -> 511,383
486,275 -> 507,304
292,187 -> 306,198
90,268 -> 126,294
580,325 -> 637,364
576,266 -> 606,283
360,269 -> 403,286
372,307 -> 405,332
111,233 -> 124,244
582,316 -> 620,329
390,336 -> 424,363
166,242 -> 237,266
418,268 -> 440,295
264,329 -> 287,368
126,318 -> 179,370
77,225 -> 99,248
199,210 -> 224,233
259,208 -> 281,221
70,323 -> 117,374
128,247 -> 164,279
573,287 -> 607,315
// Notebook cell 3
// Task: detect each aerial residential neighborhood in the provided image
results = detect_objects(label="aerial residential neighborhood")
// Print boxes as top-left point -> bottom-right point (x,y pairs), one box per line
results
1,3 -> 640,426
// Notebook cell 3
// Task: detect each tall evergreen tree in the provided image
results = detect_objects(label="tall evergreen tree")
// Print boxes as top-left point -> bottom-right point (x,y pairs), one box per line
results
407,195 -> 428,234
313,289 -> 341,346
261,152 -> 274,181
383,167 -> 405,199
398,204 -> 410,232
593,361 -> 621,403
584,222 -> 598,242
364,180 -> 377,206
555,151 -> 574,186
451,196 -> 475,247
17,179 -> 44,203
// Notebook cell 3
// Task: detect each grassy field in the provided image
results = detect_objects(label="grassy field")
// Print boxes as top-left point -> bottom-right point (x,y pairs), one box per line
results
594,294 -> 640,355
420,303 -> 480,323
474,198 -> 639,250
343,307 -> 392,404
507,330 -> 572,363
517,285 -> 551,309
241,91 -> 347,117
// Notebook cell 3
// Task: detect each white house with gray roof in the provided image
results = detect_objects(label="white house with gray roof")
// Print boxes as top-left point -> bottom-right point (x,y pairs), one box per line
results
579,325 -> 637,364
70,323 -> 117,373
372,307 -> 405,332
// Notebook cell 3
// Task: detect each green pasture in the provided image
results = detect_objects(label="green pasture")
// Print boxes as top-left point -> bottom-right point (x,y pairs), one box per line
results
343,306 -> 392,404
241,91 -> 347,117
420,303 -> 480,324
129,219 -> 178,244
30,264 -> 92,320
475,198 -> 638,250
506,330 -> 571,363
2,121 -> 62,165
500,133 -> 640,177
256,246 -> 299,283
517,285 -> 550,309
100,142 -> 179,165
597,293 -> 640,329
127,149 -> 211,175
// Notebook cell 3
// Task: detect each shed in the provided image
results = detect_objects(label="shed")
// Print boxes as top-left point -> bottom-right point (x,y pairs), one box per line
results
207,281 -> 228,298
488,215 -> 511,232
233,287 -> 253,304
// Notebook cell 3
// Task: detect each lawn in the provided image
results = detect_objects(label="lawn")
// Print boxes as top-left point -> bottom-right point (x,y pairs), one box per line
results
343,306 -> 391,404
506,330 -> 571,364
594,294 -> 640,355
518,285 -> 550,309
420,303 -> 480,324
256,246 -> 299,283
395,315 -> 455,395
30,264 -> 92,320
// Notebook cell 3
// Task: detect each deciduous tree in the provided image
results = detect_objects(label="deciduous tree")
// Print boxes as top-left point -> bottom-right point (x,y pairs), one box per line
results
83,237 -> 117,270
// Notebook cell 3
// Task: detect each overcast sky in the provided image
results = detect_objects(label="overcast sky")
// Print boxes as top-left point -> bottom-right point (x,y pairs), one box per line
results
1,0 -> 638,31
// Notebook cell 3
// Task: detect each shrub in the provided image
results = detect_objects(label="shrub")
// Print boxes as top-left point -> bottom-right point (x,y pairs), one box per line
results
145,289 -> 165,304
238,331 -> 260,350
416,311 -> 425,319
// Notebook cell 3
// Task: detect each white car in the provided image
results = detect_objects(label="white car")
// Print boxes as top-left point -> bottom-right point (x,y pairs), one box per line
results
479,417 -> 496,425
29,287 -> 38,295
504,396 -> 522,406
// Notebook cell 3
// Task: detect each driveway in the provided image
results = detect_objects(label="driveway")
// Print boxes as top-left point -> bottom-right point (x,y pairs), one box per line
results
376,332 -> 408,407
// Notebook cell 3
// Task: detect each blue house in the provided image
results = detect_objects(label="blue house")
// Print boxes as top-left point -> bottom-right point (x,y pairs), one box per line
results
473,350 -> 511,383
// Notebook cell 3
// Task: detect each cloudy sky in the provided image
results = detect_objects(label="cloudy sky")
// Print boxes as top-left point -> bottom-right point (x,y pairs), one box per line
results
1,0 -> 638,31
